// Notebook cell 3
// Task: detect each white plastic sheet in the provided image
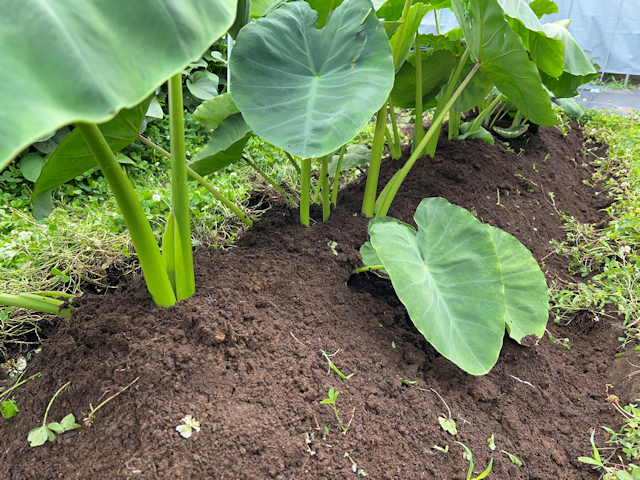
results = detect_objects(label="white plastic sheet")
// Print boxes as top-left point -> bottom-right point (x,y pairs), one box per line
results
418,0 -> 640,76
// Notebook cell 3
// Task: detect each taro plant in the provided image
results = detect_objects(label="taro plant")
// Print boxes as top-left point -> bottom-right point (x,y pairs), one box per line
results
362,0 -> 596,217
353,197 -> 549,375
229,0 -> 395,225
0,1 -> 238,308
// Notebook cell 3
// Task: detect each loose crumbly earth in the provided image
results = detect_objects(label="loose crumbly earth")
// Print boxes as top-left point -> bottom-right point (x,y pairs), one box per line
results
0,122 -> 630,479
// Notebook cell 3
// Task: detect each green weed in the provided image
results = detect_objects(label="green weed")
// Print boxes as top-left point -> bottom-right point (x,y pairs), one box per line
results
551,110 -> 640,327
320,388 -> 354,434
28,382 -> 81,447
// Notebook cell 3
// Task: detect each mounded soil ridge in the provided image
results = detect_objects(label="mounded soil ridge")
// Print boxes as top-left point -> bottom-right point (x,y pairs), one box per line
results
0,123 -> 626,479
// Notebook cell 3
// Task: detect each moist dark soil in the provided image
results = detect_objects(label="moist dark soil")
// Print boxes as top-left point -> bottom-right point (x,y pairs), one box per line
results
0,122 -> 630,479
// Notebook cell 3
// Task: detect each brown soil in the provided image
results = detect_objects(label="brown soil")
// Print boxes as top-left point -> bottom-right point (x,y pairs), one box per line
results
0,123 -> 629,479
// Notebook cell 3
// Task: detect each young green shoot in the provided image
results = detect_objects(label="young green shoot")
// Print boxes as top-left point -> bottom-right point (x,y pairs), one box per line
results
578,429 -> 607,471
431,388 -> 457,435
82,377 -> 139,427
350,265 -> 386,275
487,434 -> 496,451
580,400 -> 640,477
28,382 -> 81,447
397,375 -> 419,387
321,349 -> 355,380
320,388 -> 354,435
432,444 -> 449,453
457,442 -> 493,480
344,452 -> 368,477
501,449 -> 523,467
547,329 -> 571,349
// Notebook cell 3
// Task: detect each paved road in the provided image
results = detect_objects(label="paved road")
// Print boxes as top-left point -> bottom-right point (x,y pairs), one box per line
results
579,87 -> 640,115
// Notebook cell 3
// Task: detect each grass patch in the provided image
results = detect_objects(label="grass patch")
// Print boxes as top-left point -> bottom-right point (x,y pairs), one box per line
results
551,110 -> 640,326
548,109 -> 640,477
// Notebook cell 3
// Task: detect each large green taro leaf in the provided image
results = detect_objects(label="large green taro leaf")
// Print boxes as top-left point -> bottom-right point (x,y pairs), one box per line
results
391,49 -> 457,110
0,0 -> 236,172
188,114 -> 252,177
451,0 -> 559,126
540,22 -> 598,98
485,225 -> 549,343
230,0 -> 394,159
32,97 -> 152,199
497,0 -> 564,77
369,198 -> 506,375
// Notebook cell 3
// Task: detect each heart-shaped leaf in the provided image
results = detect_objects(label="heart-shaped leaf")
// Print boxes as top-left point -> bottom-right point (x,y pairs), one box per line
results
367,198 -> 506,375
187,71 -> 219,100
230,0 -> 394,159
362,198 -> 549,374
0,0 -> 236,171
